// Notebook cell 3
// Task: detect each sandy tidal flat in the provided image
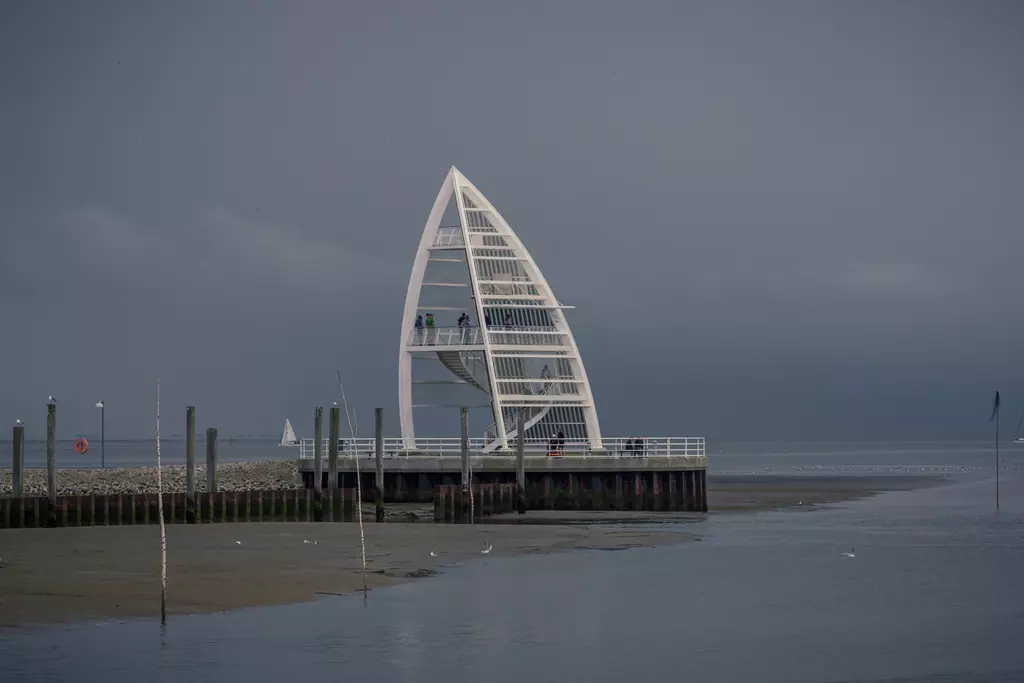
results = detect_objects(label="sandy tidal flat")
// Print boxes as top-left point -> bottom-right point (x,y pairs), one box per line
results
0,522 -> 688,629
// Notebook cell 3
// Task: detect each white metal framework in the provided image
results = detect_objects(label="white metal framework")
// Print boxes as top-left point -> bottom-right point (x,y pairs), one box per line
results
399,166 -> 603,451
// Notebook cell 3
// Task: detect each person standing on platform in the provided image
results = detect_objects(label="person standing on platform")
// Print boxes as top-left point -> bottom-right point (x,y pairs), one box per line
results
425,313 -> 435,344
415,314 -> 424,344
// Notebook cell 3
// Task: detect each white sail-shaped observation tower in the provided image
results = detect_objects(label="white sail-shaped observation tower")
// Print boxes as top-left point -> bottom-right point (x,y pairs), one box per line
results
399,166 -> 602,452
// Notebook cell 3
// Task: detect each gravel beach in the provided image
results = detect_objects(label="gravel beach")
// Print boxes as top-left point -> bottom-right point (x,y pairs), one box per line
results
0,460 -> 298,497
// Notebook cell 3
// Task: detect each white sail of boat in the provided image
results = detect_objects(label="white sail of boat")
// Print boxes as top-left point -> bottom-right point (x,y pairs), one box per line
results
280,418 -> 299,446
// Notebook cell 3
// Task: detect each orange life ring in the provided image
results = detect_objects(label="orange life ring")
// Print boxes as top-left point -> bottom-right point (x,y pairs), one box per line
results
74,437 -> 89,454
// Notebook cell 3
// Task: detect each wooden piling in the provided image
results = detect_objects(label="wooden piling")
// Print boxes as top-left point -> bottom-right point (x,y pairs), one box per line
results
328,406 -> 340,490
12,424 -> 25,497
374,407 -> 384,523
186,406 -> 196,502
206,427 -> 218,492
460,406 -> 470,521
46,403 -> 57,506
433,486 -> 443,522
313,407 -> 324,491
515,410 -> 526,514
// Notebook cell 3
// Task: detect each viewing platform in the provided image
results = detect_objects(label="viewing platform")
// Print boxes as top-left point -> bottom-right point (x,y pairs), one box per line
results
313,165 -> 711,512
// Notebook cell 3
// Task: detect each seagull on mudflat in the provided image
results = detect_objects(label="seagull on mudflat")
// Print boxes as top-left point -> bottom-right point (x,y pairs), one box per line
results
481,541 -> 492,555
842,548 -> 855,558
430,550 -> 439,557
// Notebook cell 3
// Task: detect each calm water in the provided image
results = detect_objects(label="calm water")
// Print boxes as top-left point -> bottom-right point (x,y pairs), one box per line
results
712,440 -> 1024,478
1,447 -> 1023,681
3,438 -> 1022,473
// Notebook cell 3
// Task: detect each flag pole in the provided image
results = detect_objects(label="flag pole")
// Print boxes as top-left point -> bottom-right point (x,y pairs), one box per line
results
996,399 -> 1000,511
991,390 -> 1000,510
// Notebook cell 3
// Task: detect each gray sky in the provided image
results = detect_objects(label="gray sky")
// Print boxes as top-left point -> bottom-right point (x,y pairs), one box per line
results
1,0 -> 1021,441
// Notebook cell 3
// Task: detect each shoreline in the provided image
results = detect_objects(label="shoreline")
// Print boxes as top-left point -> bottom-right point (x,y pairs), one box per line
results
707,473 -> 947,512
0,472 -> 947,630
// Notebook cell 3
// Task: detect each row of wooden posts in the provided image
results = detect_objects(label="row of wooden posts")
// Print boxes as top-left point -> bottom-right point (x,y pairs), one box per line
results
8,404 -> 223,502
307,405 -> 527,521
8,404 -> 529,519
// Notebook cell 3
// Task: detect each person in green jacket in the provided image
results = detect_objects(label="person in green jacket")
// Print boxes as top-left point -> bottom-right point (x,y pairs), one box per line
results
425,313 -> 435,344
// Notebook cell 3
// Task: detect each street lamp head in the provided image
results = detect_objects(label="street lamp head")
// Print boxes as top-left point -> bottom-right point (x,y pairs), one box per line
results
95,401 -> 104,408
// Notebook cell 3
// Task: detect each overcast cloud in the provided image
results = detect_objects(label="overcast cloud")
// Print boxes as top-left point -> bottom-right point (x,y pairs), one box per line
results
1,0 -> 1021,441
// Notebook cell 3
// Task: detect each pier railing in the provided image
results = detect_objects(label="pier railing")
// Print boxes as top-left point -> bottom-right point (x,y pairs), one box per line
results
297,436 -> 705,460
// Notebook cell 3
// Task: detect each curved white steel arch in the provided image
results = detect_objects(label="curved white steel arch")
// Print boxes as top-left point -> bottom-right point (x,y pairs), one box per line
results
398,166 -> 602,450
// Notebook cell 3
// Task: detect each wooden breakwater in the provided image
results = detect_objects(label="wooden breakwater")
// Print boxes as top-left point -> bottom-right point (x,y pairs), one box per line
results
0,489 -> 363,529
433,483 -> 519,523
432,471 -> 706,522
523,470 -> 707,513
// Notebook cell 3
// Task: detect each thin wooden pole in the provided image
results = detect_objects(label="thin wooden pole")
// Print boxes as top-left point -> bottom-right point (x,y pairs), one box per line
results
46,403 -> 57,506
516,410 -> 526,514
12,423 -> 25,497
353,436 -> 368,597
336,371 -> 368,599
156,378 -> 167,625
206,428 -> 218,492
991,390 -> 1001,510
313,407 -> 324,491
996,405 -> 1000,510
374,408 -> 384,523
461,407 -> 472,524
328,407 -> 340,490
185,406 -> 196,502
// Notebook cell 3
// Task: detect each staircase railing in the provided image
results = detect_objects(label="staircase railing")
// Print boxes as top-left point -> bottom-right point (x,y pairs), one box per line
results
483,381 -> 559,445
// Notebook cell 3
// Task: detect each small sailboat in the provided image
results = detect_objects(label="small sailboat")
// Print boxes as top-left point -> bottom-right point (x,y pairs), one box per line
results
279,418 -> 300,447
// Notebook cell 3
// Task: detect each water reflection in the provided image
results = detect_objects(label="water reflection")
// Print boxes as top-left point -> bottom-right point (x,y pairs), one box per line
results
2,469 -> 1023,682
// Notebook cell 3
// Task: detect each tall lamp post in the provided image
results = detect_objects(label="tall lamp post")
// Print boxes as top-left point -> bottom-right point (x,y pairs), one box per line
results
94,400 -> 105,468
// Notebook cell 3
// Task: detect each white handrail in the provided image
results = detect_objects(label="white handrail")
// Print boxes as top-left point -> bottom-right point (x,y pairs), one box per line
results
407,326 -> 482,346
297,436 -> 706,459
